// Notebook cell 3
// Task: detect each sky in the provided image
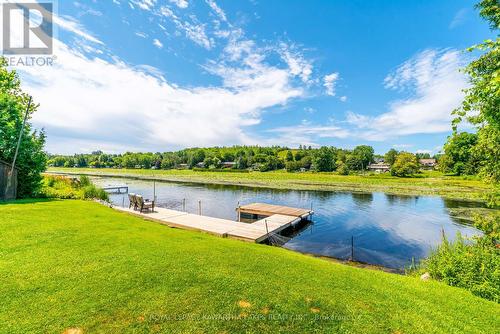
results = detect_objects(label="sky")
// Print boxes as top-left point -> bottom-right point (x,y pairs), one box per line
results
2,0 -> 496,154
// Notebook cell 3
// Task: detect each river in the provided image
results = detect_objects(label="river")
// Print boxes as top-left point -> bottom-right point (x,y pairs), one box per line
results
92,176 -> 483,269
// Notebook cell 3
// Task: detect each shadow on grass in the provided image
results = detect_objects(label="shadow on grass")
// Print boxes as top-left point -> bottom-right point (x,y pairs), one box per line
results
0,198 -> 59,205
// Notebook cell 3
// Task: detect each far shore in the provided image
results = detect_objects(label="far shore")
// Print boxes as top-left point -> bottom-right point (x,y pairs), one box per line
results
46,167 -> 493,202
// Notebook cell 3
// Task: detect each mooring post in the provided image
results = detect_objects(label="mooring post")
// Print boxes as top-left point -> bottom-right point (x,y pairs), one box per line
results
153,181 -> 156,202
182,198 -> 186,212
265,219 -> 269,240
237,201 -> 241,221
351,236 -> 354,261
198,200 -> 202,215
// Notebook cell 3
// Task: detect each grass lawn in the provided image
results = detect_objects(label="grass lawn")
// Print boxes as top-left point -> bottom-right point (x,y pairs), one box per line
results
48,167 -> 493,202
1,200 -> 499,333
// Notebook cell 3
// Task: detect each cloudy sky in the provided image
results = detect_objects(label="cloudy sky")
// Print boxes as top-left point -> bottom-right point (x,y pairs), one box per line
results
2,0 -> 495,154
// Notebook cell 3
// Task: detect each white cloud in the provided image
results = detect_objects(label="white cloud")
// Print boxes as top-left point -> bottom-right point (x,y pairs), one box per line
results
392,144 -> 413,149
347,49 -> 467,140
340,96 -> 347,102
73,2 -> 103,17
159,6 -> 212,49
449,8 -> 468,29
280,44 -> 313,84
264,122 -> 350,147
323,72 -> 339,96
19,37 -> 304,153
130,0 -> 157,11
206,0 -> 227,22
153,38 -> 163,48
169,0 -> 189,9
53,15 -> 104,45
11,1 -> 330,153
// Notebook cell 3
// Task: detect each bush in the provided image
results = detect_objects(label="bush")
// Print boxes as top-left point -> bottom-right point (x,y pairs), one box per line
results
191,168 -> 249,173
421,233 -> 499,302
418,214 -> 500,302
39,175 -> 109,201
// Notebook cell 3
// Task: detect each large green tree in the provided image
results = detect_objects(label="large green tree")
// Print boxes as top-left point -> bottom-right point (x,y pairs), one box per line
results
441,132 -> 480,175
0,58 -> 46,197
391,152 -> 419,177
384,148 -> 398,166
312,146 -> 336,172
347,145 -> 374,170
452,0 -> 499,183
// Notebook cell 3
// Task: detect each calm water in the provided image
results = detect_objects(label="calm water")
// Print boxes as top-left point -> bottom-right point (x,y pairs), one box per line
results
93,177 -> 483,269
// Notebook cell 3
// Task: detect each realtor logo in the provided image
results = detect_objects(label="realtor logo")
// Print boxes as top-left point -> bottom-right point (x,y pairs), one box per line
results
2,2 -> 53,55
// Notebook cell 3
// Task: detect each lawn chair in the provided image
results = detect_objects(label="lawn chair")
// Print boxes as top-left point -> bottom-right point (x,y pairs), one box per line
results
128,193 -> 137,209
135,195 -> 155,213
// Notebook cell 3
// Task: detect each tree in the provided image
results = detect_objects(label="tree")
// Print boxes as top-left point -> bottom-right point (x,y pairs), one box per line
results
348,145 -> 374,170
0,58 -> 46,197
452,0 -> 500,183
443,132 -> 479,175
188,149 -> 205,168
415,152 -> 431,159
285,150 -> 294,162
235,156 -> 248,170
312,146 -> 335,172
391,152 -> 419,177
336,161 -> 350,175
438,154 -> 454,174
384,149 -> 398,166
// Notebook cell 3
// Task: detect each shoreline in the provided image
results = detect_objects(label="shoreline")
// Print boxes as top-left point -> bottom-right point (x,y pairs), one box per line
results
45,168 -> 492,203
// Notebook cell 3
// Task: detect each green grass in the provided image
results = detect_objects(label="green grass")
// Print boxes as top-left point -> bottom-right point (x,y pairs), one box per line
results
1,200 -> 498,333
48,167 -> 492,202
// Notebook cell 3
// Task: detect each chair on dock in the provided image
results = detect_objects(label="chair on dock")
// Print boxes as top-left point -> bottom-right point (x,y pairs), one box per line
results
135,195 -> 155,213
128,193 -> 137,209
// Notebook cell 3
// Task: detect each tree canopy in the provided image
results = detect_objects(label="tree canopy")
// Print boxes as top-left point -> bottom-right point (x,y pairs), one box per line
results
0,58 -> 46,197
441,132 -> 479,175
391,152 -> 419,177
451,0 -> 499,183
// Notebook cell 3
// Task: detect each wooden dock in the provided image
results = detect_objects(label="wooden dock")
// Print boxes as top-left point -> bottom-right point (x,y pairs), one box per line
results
237,202 -> 313,221
114,203 -> 312,243
102,185 -> 129,194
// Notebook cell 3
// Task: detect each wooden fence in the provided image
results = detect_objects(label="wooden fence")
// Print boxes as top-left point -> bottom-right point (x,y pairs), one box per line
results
0,161 -> 17,200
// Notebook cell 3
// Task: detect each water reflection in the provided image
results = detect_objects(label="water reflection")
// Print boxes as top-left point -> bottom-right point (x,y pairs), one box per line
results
93,177 -> 484,269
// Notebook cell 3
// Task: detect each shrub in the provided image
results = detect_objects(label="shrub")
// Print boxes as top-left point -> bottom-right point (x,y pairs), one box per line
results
39,175 -> 109,201
421,233 -> 499,302
418,214 -> 500,302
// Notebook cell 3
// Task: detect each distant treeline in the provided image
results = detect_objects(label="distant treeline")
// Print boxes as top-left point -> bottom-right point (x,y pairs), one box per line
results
48,145 -> 440,175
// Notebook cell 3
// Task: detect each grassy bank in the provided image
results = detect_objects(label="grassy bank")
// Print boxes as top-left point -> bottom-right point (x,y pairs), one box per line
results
48,167 -> 493,202
1,200 -> 499,333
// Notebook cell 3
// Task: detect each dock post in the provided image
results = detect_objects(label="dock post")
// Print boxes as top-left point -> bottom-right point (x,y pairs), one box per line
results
265,219 -> 269,240
153,181 -> 156,202
237,201 -> 240,221
351,236 -> 354,261
183,198 -> 186,212
198,200 -> 202,215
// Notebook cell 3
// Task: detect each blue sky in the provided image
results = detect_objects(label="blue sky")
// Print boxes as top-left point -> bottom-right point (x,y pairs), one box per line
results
9,0 -> 495,154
